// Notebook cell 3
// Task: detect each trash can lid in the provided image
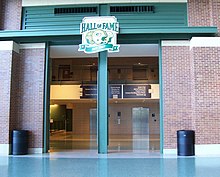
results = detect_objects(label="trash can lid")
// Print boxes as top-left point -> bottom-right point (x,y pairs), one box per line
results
177,130 -> 195,135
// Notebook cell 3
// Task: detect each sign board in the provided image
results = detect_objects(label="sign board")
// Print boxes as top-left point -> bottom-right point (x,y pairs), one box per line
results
80,84 -> 151,99
123,85 -> 151,98
109,85 -> 122,99
80,85 -> 122,99
80,85 -> 97,98
79,16 -> 120,54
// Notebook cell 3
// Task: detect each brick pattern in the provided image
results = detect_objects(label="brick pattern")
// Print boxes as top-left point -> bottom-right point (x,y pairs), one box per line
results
9,51 -> 20,138
209,0 -> 220,33
0,50 -> 13,144
188,0 -> 220,35
0,0 -> 22,30
188,0 -> 211,27
17,48 -> 45,148
162,46 -> 194,149
163,45 -> 220,148
0,1 -> 2,27
191,47 -> 220,144
0,46 -> 45,149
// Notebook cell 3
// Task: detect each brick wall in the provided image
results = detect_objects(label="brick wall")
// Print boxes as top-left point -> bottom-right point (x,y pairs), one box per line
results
162,45 -> 194,149
188,0 -> 220,34
0,0 -> 22,30
0,50 -> 13,144
162,39 -> 220,149
0,0 -> 2,27
9,51 -> 20,138
191,47 -> 220,144
188,0 -> 211,27
16,48 -> 45,148
209,0 -> 220,33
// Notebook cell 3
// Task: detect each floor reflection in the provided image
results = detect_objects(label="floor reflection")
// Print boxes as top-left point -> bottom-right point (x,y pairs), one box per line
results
50,131 -> 160,152
1,156 -> 220,177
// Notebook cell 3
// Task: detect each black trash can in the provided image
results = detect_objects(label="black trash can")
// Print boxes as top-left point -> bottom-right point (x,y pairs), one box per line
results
177,130 -> 195,156
12,130 -> 29,155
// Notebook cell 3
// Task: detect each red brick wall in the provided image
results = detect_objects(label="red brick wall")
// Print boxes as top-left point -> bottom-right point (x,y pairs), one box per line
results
188,0 -> 220,34
0,0 -> 22,30
0,1 -> 2,27
17,48 -> 45,148
209,0 -> 220,33
0,50 -> 13,144
162,46 -> 195,149
0,43 -> 45,152
188,0 -> 211,27
191,47 -> 220,144
162,42 -> 220,149
9,51 -> 20,137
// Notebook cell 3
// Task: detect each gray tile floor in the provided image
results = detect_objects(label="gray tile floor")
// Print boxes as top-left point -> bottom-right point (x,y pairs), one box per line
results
1,151 -> 220,177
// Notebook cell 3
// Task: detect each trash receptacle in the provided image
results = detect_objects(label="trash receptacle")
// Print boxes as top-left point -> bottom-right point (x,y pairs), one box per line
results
177,130 -> 195,156
12,130 -> 28,155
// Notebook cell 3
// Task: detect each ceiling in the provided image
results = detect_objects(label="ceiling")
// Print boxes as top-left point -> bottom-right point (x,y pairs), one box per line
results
50,44 -> 159,58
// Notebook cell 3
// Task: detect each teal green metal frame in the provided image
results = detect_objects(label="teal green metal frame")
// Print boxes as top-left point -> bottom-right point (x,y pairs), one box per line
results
97,4 -> 109,154
158,40 -> 164,154
0,3 -> 217,154
0,27 -> 217,43
43,42 -> 50,153
98,51 -> 108,154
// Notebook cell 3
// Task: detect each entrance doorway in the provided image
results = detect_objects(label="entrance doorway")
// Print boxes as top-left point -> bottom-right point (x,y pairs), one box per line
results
49,44 -> 160,152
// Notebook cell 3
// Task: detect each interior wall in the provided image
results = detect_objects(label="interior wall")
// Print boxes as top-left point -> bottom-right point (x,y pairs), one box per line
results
72,102 -> 96,135
109,102 -> 160,135
51,57 -> 159,82
70,102 -> 159,135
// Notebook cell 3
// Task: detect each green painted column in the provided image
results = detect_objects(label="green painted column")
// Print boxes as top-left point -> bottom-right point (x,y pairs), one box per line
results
159,40 -> 164,154
97,4 -> 109,154
98,51 -> 108,154
43,42 -> 50,153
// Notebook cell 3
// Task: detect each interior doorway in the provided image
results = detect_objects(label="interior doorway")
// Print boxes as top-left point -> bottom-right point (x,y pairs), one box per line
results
49,44 -> 160,152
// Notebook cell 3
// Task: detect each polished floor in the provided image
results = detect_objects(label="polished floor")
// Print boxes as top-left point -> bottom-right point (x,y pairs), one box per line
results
50,131 -> 160,152
1,152 -> 220,177
2,132 -> 219,177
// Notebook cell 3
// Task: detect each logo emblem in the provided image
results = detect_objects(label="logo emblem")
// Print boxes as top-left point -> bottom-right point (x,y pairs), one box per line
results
79,16 -> 120,54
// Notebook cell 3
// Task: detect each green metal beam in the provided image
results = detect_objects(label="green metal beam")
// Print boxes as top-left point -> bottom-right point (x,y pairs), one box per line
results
159,40 -> 164,154
98,51 -> 108,154
97,4 -> 109,154
120,26 -> 217,34
43,42 -> 50,153
0,26 -> 217,43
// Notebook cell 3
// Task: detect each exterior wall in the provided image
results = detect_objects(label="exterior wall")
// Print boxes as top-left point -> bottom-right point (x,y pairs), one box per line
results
188,0 -> 220,34
0,48 -> 13,145
0,0 -> 2,27
0,41 -> 19,154
0,0 -> 22,30
9,51 -> 20,139
162,42 -> 194,149
191,45 -> 220,144
210,0 -> 220,33
162,38 -> 220,152
0,43 -> 46,155
18,44 -> 45,150
22,0 -> 187,6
